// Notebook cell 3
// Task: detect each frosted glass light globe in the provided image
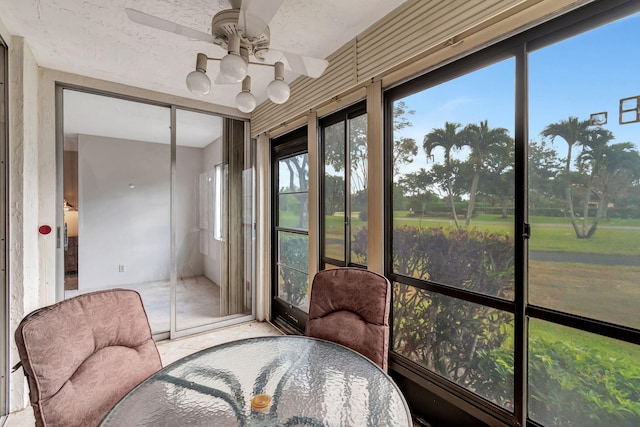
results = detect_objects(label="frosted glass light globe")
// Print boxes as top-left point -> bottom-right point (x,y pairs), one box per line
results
267,79 -> 290,104
185,70 -> 211,96
220,53 -> 248,83
236,91 -> 256,113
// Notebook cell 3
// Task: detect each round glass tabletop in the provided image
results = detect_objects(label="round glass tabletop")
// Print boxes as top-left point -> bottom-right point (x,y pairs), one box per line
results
101,335 -> 412,426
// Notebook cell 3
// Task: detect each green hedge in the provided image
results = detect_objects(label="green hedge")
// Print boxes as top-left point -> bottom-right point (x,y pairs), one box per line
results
482,338 -> 640,426
352,224 -> 640,425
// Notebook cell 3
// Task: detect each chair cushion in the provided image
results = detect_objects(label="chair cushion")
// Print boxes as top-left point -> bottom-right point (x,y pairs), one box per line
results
305,268 -> 391,370
15,289 -> 162,427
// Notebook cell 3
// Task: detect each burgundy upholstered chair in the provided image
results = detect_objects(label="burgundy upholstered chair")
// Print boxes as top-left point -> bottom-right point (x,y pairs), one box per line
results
14,289 -> 162,427
305,267 -> 391,371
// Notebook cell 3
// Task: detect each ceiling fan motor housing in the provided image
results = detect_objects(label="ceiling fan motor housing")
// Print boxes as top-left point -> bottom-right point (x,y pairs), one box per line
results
212,9 -> 271,60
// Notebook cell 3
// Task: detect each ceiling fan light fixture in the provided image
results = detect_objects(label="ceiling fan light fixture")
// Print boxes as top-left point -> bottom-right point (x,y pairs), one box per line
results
236,76 -> 256,113
127,5 -> 329,106
219,34 -> 248,83
267,61 -> 290,104
186,53 -> 211,96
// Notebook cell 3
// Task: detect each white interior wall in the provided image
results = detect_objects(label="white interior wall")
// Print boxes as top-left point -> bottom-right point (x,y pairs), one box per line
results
78,134 -> 171,288
77,134 -> 206,289
176,144 -> 208,280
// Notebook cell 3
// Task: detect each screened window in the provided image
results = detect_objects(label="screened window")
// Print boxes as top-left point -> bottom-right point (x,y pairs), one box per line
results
389,56 -> 516,409
320,102 -> 368,267
385,2 -> 640,426
271,128 -> 310,331
527,6 -> 640,426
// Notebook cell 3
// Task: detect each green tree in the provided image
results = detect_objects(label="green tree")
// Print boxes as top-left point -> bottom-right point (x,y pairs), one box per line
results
397,168 -> 439,215
480,137 -> 515,218
600,143 -> 640,210
576,133 -> 640,237
544,116 -> 640,238
397,168 -> 433,198
541,117 -> 590,236
423,121 -> 463,228
392,101 -> 418,179
323,174 -> 345,216
348,114 -> 368,194
542,116 -> 589,172
528,140 -> 563,212
282,155 -> 309,228
459,120 -> 512,226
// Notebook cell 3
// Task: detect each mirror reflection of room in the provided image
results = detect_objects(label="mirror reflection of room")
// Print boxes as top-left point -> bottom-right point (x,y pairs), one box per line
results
63,142 -> 79,291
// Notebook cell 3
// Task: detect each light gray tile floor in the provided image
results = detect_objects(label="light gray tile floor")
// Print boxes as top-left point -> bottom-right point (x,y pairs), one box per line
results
5,320 -> 283,427
65,275 -> 242,333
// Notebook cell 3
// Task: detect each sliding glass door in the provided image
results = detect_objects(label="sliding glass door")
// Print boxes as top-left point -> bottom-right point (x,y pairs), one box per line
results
174,109 -> 253,332
62,89 -> 172,333
60,88 -> 254,338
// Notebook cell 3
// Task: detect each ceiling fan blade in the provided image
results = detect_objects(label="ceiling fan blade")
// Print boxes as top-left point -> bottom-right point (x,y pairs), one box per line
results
125,8 -> 218,45
238,0 -> 284,39
270,50 -> 329,78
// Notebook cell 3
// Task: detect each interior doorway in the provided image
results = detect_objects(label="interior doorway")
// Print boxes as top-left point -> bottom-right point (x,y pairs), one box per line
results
59,88 -> 254,338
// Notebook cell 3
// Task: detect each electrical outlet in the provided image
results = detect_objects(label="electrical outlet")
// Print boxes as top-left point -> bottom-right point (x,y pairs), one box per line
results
118,264 -> 125,272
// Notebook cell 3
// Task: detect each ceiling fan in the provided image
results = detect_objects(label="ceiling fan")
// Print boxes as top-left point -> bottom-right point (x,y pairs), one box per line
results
125,0 -> 330,112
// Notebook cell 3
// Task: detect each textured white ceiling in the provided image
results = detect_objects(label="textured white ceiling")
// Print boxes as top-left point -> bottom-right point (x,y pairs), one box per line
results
0,0 -> 408,110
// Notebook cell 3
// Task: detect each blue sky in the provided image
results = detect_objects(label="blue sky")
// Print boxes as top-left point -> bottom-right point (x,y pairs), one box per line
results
395,10 -> 640,174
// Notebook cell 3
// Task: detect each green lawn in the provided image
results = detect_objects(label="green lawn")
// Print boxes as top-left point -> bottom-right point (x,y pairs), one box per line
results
529,260 -> 640,329
386,213 -> 640,256
321,212 -> 640,255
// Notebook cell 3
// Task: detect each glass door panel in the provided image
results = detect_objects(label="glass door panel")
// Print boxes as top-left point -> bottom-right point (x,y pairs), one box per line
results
527,10 -> 640,425
528,8 -> 640,329
175,111 -> 252,332
62,89 -> 171,334
174,109 -> 223,331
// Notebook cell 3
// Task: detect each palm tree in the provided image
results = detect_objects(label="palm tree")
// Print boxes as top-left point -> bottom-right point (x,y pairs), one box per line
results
459,120 -> 512,226
423,122 -> 462,228
542,116 -> 590,172
542,117 -> 590,237
576,131 -> 640,238
574,128 -> 613,238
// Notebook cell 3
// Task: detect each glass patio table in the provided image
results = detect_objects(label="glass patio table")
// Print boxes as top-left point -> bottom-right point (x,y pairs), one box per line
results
100,335 -> 412,426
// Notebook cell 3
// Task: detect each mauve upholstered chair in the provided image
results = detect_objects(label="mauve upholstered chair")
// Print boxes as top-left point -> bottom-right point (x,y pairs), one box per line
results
305,267 -> 391,371
14,289 -> 162,427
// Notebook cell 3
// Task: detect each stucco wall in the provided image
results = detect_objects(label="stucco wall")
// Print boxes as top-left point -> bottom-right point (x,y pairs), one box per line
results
6,35 -> 40,411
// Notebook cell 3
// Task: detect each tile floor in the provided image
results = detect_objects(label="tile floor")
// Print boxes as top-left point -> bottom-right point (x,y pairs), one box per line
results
5,320 -> 283,427
64,275 -> 245,333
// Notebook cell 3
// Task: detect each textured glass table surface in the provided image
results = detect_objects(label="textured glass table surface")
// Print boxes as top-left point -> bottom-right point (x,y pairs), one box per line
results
101,335 -> 412,426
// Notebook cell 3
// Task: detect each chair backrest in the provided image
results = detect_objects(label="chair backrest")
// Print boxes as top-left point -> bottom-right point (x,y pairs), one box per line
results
15,289 -> 162,427
305,267 -> 391,371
